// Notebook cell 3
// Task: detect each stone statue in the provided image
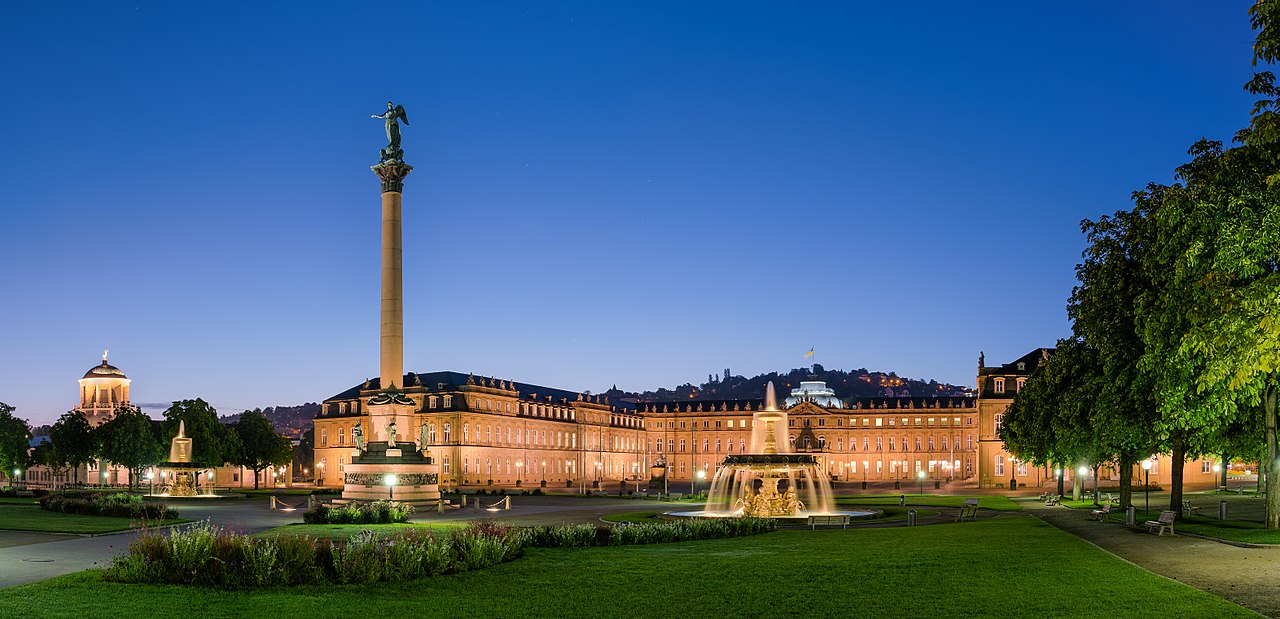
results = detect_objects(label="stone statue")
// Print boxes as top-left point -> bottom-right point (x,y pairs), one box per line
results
387,419 -> 398,449
352,422 -> 366,452
418,420 -> 430,453
372,101 -> 409,162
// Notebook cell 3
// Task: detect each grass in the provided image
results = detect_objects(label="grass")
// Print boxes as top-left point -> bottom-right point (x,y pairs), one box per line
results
1168,515 -> 1280,544
0,516 -> 1252,618
254,522 -> 464,541
599,511 -> 665,523
835,494 -> 1021,512
0,503 -> 187,534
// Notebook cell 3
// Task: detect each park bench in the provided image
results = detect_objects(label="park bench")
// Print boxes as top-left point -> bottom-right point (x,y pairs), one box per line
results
1044,494 -> 1061,506
1145,510 -> 1177,536
808,514 -> 850,529
1101,493 -> 1119,505
1090,503 -> 1112,521
1182,500 -> 1201,517
955,498 -> 980,522
14,490 -> 34,498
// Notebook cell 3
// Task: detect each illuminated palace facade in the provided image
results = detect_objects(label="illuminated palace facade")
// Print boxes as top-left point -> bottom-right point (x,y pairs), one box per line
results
313,349 -> 1223,491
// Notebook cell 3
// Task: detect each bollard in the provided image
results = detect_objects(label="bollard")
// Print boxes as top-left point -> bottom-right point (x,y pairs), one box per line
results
475,498 -> 481,511
461,495 -> 467,508
1125,505 -> 1135,526
899,495 -> 906,507
503,496 -> 511,510
907,509 -> 917,526
437,499 -> 445,514
1220,500 -> 1228,521
270,496 -> 277,510
307,495 -> 315,511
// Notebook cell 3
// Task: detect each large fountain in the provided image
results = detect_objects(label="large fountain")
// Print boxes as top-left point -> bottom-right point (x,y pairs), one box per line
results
671,382 -> 873,520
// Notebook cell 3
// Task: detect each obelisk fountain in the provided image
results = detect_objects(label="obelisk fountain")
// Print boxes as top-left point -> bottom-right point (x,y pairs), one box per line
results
341,102 -> 440,503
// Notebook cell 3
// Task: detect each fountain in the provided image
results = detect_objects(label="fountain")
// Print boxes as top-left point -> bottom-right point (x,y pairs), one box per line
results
669,382 -> 876,521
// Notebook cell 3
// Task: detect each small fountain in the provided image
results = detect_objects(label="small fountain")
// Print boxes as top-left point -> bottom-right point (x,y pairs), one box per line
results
669,382 -> 876,521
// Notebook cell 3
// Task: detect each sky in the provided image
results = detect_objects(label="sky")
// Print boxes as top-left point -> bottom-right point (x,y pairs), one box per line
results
0,2 -> 1264,426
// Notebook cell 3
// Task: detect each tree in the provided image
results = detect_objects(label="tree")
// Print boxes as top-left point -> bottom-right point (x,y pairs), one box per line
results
235,410 -> 292,489
293,428 -> 314,478
161,399 -> 240,474
1001,339 -> 1105,501
29,440 -> 67,481
0,403 -> 32,481
48,410 -> 98,484
97,405 -> 162,490
1071,199 -> 1164,510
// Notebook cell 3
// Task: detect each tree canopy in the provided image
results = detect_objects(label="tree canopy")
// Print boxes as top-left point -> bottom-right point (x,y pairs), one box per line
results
235,410 -> 292,489
0,403 -> 32,478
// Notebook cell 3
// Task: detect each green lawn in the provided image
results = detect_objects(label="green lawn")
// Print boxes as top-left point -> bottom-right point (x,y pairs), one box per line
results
600,511 -> 665,523
255,522 -> 464,541
1171,516 -> 1280,544
0,503 -> 187,534
0,517 -> 1253,618
835,494 -> 1021,511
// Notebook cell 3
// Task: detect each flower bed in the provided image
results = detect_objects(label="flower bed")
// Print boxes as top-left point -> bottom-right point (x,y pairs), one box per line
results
302,500 -> 413,524
39,492 -> 177,520
104,517 -> 776,587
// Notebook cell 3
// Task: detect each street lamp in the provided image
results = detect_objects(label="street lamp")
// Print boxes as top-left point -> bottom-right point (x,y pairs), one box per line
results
385,473 -> 397,500
1141,459 -> 1152,515
317,462 -> 325,486
146,470 -> 155,496
516,461 -> 523,487
541,460 -> 546,487
917,469 -> 926,495
1008,456 -> 1018,490
695,469 -> 706,498
1078,465 -> 1089,503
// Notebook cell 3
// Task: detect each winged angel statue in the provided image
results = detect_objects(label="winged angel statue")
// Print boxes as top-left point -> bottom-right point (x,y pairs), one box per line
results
372,101 -> 409,162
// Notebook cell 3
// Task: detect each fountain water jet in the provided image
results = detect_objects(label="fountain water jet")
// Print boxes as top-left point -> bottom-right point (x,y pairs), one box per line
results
666,382 -> 877,521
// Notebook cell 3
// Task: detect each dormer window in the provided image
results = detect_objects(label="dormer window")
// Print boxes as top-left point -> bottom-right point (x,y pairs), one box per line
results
1017,362 -> 1025,371
994,378 -> 1006,394
1016,378 -> 1026,392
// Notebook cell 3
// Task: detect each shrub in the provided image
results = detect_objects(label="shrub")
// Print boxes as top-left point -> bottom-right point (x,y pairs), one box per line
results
302,500 -> 412,525
39,492 -> 177,520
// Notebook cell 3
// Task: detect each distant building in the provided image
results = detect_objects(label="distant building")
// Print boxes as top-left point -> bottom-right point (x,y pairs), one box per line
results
783,379 -> 843,409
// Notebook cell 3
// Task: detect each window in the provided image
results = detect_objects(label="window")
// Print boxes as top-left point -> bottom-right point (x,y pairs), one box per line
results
463,424 -> 469,442
888,417 -> 896,427
941,436 -> 948,451
464,457 -> 469,474
875,417 -> 883,427
928,437 -> 935,451
486,426 -> 491,443
680,439 -> 686,452
994,414 -> 1004,431
739,439 -> 746,452
875,437 -> 883,451
320,428 -> 327,447
862,437 -> 869,451
888,437 -> 896,451
1018,462 -> 1028,476
505,427 -> 511,443
443,395 -> 452,407
993,378 -> 1005,394
967,435 -> 973,450
702,439 -> 709,452
837,438 -> 844,451
715,439 -> 721,452
1202,460 -> 1212,474
1016,378 -> 1026,392
443,423 -> 451,443
995,455 -> 1006,476
338,427 -> 346,445
429,424 -> 437,443
443,456 -> 451,474
914,438 -> 922,452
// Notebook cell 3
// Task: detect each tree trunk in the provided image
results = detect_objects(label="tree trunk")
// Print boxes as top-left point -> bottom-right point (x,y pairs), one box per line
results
1092,464 -> 1100,504
1119,456 -> 1133,509
1071,469 -> 1082,501
1169,440 -> 1186,519
1265,384 -> 1280,529
254,468 -> 261,490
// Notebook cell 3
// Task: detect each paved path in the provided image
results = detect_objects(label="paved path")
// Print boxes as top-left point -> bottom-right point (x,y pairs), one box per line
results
1023,498 -> 1280,618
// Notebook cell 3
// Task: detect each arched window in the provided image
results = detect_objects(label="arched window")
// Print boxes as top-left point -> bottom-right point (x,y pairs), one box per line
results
740,439 -> 746,452
1016,378 -> 1026,392
443,456 -> 451,473
993,378 -> 1005,394
428,423 -> 437,443
818,436 -> 826,449
443,423 -> 451,443
463,424 -> 469,442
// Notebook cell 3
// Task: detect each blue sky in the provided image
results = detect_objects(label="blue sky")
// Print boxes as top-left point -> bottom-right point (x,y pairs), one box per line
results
0,2 -> 1262,425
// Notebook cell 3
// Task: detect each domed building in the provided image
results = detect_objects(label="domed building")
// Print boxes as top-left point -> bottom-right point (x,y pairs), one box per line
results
784,379 -> 843,409
77,350 -> 131,426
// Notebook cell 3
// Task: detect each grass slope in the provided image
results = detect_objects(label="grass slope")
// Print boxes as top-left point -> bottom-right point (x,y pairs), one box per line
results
0,517 -> 1251,618
0,504 -> 186,534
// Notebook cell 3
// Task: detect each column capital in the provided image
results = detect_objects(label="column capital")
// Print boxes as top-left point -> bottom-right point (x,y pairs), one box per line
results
371,160 -> 414,193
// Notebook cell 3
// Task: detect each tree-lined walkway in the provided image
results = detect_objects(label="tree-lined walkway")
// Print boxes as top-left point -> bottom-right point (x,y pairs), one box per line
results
1025,498 -> 1280,617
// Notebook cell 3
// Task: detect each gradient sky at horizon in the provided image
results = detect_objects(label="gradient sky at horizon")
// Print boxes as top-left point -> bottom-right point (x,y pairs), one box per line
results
0,2 -> 1262,426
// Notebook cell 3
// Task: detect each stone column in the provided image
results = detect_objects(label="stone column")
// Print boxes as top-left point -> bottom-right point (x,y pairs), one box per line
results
372,161 -> 413,390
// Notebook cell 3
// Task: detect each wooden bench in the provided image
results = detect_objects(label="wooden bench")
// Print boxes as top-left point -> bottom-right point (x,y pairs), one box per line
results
1101,493 -> 1119,505
1044,494 -> 1061,506
955,498 -> 980,522
1090,503 -> 1112,521
808,514 -> 850,529
1145,510 -> 1177,535
1182,500 -> 1201,517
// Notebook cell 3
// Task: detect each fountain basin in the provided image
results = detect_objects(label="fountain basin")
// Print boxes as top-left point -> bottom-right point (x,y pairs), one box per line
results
664,509 -> 882,523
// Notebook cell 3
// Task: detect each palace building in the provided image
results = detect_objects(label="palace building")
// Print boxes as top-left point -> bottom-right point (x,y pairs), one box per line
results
313,349 -> 1227,492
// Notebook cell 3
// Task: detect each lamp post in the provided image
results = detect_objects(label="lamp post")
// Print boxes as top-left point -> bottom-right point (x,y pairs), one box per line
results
1141,459 -> 1152,515
385,473 -> 397,500
1078,465 -> 1089,503
917,469 -> 926,495
1009,456 -> 1018,491
516,461 -> 523,487
1213,463 -> 1223,491
541,460 -> 546,487
317,462 -> 324,486
146,470 -> 154,496
695,469 -> 706,498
